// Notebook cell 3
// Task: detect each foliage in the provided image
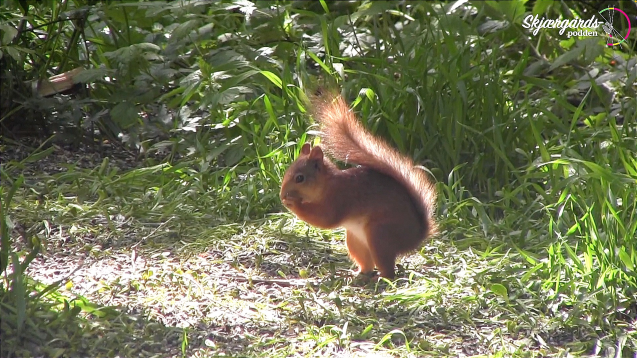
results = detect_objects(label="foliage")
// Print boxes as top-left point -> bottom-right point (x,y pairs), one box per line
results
1,0 -> 636,356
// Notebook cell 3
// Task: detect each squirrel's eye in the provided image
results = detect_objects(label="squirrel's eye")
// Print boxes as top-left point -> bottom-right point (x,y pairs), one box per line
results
295,174 -> 305,183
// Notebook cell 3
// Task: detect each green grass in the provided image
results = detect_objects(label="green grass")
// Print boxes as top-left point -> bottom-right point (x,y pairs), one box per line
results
2,0 -> 637,357
1,162 -> 634,356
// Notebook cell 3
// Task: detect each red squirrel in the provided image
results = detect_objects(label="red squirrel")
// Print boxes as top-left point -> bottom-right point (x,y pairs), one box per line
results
280,91 -> 437,278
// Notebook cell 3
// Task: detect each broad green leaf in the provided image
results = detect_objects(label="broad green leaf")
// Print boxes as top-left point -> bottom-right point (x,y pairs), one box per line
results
110,101 -> 139,127
532,0 -> 553,15
549,45 -> 585,71
0,23 -> 19,44
490,283 -> 509,302
485,0 -> 527,23
225,145 -> 245,166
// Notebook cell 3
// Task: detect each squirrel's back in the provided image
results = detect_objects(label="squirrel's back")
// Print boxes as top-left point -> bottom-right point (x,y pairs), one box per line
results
311,92 -> 437,239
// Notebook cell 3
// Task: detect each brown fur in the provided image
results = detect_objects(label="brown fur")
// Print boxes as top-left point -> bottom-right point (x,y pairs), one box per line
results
280,92 -> 437,278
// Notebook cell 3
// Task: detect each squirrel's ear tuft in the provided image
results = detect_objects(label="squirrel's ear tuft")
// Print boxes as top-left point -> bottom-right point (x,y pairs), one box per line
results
301,143 -> 312,155
309,145 -> 324,161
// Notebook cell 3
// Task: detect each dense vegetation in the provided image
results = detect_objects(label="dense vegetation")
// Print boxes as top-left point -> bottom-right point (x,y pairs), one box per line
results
1,0 -> 636,356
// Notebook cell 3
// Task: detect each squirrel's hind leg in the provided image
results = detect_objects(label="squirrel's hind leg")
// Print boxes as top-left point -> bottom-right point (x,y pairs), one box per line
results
365,224 -> 404,279
345,230 -> 375,275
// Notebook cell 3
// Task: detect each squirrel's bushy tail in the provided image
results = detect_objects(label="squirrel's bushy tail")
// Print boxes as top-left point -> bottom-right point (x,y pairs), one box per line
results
311,92 -> 437,238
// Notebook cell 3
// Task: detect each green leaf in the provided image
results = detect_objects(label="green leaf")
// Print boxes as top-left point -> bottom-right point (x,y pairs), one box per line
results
12,253 -> 26,333
532,0 -> 553,15
171,19 -> 201,41
521,263 -> 545,282
350,2 -> 396,23
549,45 -> 585,71
261,71 -> 282,89
318,0 -> 329,14
225,145 -> 245,166
73,67 -> 113,83
490,283 -> 509,302
1,174 -> 23,275
305,50 -> 332,75
564,242 -> 585,272
0,23 -> 19,44
618,248 -> 635,272
485,0 -> 527,23
578,38 -> 604,65
21,146 -> 54,163
110,101 -> 139,128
